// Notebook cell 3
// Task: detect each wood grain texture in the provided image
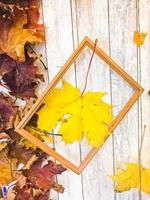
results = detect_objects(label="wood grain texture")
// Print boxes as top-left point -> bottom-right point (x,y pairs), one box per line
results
39,0 -> 149,199
108,1 -> 141,200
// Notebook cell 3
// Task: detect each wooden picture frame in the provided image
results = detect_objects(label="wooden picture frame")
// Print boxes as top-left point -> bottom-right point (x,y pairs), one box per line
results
15,36 -> 144,174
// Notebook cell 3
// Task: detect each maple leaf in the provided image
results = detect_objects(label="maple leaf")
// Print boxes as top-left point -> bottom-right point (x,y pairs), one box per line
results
133,31 -> 147,46
0,149 -> 17,186
0,93 -> 18,131
23,154 -> 66,190
0,6 -> 44,61
37,81 -> 112,147
111,163 -> 150,195
0,54 -> 43,100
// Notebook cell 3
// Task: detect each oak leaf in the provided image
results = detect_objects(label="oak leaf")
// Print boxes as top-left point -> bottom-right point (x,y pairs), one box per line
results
133,31 -> 147,46
111,163 -> 150,195
37,81 -> 112,147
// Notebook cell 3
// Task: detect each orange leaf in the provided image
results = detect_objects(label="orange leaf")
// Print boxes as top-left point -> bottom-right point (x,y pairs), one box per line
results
0,7 -> 44,61
133,31 -> 147,46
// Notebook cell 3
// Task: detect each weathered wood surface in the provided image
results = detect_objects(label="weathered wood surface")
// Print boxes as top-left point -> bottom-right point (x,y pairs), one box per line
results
40,0 -> 150,199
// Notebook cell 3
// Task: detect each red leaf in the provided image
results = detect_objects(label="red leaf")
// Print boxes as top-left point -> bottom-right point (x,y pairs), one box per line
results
23,154 -> 66,190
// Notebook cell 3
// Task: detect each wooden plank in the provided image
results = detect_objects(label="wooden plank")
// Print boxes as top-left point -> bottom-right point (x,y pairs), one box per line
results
108,0 -> 140,199
71,0 -> 115,199
139,0 -> 150,199
42,1 -> 84,200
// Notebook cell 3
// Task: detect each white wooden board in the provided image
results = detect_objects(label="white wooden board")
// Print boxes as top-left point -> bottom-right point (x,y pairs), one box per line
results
40,0 -> 150,199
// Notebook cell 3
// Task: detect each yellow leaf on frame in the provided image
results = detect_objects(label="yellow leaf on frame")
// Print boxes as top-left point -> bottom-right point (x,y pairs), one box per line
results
111,163 -> 150,195
133,31 -> 147,46
37,81 -> 113,148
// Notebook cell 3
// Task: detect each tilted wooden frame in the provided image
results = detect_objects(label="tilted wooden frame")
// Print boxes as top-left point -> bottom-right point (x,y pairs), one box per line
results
15,36 -> 144,174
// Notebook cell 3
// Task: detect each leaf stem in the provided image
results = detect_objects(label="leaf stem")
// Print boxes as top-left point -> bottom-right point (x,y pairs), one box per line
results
81,39 -> 98,96
27,126 -> 62,137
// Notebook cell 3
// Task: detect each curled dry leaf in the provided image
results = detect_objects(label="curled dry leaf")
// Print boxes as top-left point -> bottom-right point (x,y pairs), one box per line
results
0,5 -> 44,61
0,54 -> 43,100
37,81 -> 113,147
111,163 -> 150,195
133,31 -> 147,46
0,93 -> 17,131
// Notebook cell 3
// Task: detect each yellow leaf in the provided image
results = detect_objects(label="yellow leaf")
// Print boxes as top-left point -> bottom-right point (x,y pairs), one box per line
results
0,142 -> 8,151
133,31 -> 147,46
37,81 -> 113,147
111,163 -> 150,195
20,126 -> 53,149
0,150 -> 17,186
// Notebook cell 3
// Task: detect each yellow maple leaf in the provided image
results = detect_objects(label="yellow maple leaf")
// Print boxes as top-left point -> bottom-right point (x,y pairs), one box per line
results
37,81 -> 113,147
0,8 -> 44,61
133,31 -> 147,46
111,163 -> 150,195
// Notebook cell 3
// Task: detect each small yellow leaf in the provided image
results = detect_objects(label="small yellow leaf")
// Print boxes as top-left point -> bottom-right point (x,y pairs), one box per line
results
20,126 -> 53,149
133,31 -> 147,46
111,163 -> 150,195
37,81 -> 113,147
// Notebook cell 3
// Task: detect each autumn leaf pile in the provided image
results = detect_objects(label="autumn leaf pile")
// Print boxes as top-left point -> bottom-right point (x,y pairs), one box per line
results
0,1 -> 66,199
